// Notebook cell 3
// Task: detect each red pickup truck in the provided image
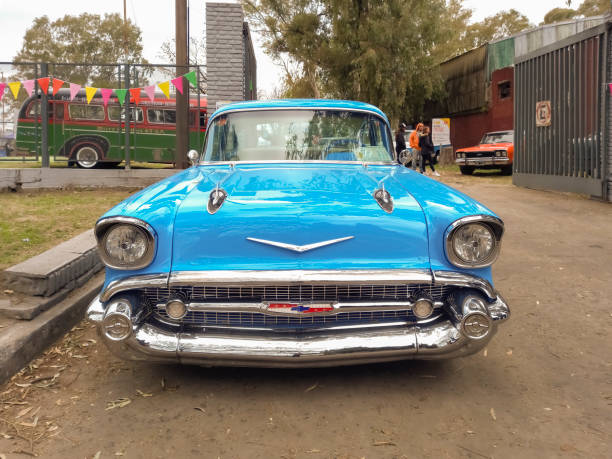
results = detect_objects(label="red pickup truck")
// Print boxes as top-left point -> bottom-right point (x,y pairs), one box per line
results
455,130 -> 514,175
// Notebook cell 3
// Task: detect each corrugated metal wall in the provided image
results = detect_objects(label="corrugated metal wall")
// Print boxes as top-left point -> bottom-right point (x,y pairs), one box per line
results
440,46 -> 488,115
513,23 -> 609,200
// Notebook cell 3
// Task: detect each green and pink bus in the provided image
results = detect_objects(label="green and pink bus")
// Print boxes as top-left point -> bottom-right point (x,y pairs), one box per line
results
16,88 -> 207,168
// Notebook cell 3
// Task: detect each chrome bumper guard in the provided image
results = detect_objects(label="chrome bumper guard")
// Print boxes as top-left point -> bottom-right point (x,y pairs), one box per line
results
87,270 -> 510,367
455,157 -> 511,166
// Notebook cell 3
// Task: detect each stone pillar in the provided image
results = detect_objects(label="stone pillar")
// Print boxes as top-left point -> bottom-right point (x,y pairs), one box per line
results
206,2 -> 256,112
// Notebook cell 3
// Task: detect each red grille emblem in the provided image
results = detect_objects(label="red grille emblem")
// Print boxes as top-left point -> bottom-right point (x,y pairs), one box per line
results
267,303 -> 334,314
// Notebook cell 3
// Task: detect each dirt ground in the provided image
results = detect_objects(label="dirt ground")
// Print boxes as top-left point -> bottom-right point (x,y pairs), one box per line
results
0,174 -> 610,459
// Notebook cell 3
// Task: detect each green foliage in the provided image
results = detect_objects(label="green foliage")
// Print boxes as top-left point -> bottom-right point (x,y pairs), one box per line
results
543,8 -> 578,24
543,0 -> 610,24
243,0 -> 449,122
461,9 -> 532,50
577,0 -> 611,16
13,13 -> 147,87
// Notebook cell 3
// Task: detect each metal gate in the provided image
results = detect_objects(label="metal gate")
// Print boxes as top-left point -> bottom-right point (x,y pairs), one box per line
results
513,22 -> 610,201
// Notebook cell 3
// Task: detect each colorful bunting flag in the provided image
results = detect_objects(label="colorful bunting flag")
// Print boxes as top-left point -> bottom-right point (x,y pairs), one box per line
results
8,81 -> 21,99
609,83 -> 612,95
144,85 -> 156,102
184,71 -> 197,88
52,78 -> 65,96
22,80 -> 35,97
114,88 -> 127,106
69,83 -> 81,101
0,83 -> 6,98
85,86 -> 97,104
37,77 -> 50,94
171,76 -> 184,95
129,87 -> 141,105
101,88 -> 113,107
158,81 -> 170,99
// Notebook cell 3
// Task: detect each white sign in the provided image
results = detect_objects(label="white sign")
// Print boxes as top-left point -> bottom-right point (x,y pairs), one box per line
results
432,118 -> 451,146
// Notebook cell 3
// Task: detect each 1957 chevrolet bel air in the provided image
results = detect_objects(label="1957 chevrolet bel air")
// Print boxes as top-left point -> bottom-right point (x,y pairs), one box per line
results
87,99 -> 510,367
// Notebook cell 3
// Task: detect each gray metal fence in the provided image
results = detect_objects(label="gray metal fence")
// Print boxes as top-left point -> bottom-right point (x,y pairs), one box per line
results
513,22 -> 610,201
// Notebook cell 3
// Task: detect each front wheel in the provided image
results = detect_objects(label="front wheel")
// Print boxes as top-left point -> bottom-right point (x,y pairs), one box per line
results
501,165 -> 513,175
460,166 -> 475,175
74,144 -> 101,169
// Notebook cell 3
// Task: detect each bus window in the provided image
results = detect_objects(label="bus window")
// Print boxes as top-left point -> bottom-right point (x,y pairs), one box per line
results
164,110 -> 176,124
54,103 -> 65,120
147,108 -> 176,124
200,111 -> 207,128
25,101 -> 56,120
108,106 -> 143,122
69,104 -> 104,120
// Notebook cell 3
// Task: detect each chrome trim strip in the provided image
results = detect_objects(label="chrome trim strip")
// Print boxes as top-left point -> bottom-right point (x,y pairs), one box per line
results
246,236 -> 354,253
432,270 -> 496,300
444,215 -> 504,269
98,270 -> 503,304
95,216 -> 157,271
168,269 -> 433,286
455,158 -> 512,165
173,300 -> 444,316
100,273 -> 169,303
200,160 -> 397,166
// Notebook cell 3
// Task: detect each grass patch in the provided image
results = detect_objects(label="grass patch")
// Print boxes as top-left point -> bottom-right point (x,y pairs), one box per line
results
0,189 -> 137,270
0,158 -> 174,169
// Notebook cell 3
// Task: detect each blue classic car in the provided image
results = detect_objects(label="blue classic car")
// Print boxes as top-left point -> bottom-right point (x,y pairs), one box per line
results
87,99 -> 510,367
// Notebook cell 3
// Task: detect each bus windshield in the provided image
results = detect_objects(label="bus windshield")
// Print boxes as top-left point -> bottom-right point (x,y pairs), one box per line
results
203,109 -> 394,163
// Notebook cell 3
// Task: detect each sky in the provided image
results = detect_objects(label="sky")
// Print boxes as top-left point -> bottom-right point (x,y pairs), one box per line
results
0,0 -> 583,96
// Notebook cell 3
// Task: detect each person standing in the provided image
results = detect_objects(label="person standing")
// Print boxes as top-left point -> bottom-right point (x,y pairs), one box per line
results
395,122 -> 407,164
409,123 -> 423,170
419,126 -> 440,176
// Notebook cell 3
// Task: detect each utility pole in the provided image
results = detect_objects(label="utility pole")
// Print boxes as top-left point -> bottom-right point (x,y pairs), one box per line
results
123,0 -> 129,60
175,0 -> 189,169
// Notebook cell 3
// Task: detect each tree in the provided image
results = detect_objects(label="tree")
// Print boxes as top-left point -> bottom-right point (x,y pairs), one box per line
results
156,37 -> 207,93
243,0 -> 450,122
13,13 -> 147,87
543,8 -> 578,24
577,0 -> 611,16
543,0 -> 611,24
431,0 -> 474,62
461,9 -> 532,50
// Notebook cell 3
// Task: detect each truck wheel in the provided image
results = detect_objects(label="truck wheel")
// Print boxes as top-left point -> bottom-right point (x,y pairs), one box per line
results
460,166 -> 475,175
501,165 -> 513,175
74,144 -> 101,169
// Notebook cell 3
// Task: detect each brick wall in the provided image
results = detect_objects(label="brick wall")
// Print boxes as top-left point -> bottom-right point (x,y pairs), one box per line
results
206,2 -> 247,111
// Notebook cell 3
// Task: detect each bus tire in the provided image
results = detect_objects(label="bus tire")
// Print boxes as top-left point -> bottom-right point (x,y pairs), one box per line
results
74,144 -> 102,169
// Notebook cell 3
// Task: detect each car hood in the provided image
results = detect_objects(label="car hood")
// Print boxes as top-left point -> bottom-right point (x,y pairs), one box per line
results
171,163 -> 430,272
457,142 -> 512,152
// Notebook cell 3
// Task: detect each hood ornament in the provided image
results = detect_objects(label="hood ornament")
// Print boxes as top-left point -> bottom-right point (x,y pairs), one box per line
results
207,183 -> 228,214
373,182 -> 393,213
246,236 -> 354,253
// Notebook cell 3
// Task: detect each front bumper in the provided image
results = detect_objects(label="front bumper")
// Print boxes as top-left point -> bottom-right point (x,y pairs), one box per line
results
455,157 -> 511,166
87,270 -> 510,367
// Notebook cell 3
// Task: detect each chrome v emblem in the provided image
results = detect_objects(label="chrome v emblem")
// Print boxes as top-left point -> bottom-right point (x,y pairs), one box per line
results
246,236 -> 354,253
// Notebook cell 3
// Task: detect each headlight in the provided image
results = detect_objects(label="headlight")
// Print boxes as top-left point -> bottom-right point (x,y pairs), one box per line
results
445,216 -> 503,268
95,217 -> 156,270
495,150 -> 506,157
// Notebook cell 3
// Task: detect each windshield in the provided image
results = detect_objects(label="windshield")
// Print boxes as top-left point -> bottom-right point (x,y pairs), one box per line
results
203,109 -> 394,162
481,132 -> 513,144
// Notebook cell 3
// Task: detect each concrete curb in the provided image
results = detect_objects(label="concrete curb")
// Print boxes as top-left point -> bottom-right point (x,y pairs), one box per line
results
0,273 -> 103,384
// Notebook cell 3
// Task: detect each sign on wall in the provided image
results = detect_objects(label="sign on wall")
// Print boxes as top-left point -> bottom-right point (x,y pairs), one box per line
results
535,101 -> 551,127
432,118 -> 451,146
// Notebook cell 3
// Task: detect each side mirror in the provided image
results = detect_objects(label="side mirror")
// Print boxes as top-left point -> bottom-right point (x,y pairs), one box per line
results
187,149 -> 199,166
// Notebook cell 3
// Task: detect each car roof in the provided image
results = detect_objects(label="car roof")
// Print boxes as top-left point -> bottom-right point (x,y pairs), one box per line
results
209,99 -> 389,125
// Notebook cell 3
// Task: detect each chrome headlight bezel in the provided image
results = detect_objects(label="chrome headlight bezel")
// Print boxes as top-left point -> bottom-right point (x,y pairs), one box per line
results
444,215 -> 504,268
95,217 -> 156,270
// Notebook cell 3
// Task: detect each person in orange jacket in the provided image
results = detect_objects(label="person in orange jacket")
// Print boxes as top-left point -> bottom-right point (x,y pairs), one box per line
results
409,123 -> 424,170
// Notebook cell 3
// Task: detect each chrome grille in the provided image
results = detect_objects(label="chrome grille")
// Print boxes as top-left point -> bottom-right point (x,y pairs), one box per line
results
144,284 -> 451,304
154,306 -> 423,329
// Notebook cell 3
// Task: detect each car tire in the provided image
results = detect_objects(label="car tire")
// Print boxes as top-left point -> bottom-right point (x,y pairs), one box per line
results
460,166 -> 475,175
501,165 -> 513,175
74,144 -> 102,169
